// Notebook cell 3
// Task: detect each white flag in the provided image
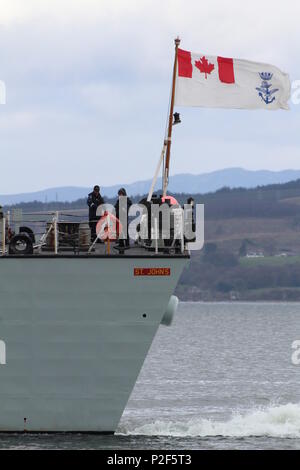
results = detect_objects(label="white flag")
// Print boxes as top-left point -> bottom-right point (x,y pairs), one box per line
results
175,49 -> 290,110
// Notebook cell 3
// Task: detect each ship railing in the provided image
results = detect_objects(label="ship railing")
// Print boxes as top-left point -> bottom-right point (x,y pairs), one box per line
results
0,209 -> 89,255
1,208 -> 187,256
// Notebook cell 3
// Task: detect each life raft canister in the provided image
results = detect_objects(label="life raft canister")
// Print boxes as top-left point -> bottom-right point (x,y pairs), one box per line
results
96,211 -> 122,241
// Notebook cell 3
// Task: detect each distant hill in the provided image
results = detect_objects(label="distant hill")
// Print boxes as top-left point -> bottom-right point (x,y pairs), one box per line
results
5,174 -> 300,217
2,168 -> 300,205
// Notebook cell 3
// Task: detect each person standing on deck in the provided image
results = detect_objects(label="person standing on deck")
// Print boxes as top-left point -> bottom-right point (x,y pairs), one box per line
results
87,185 -> 104,241
114,188 -> 132,247
183,197 -> 196,242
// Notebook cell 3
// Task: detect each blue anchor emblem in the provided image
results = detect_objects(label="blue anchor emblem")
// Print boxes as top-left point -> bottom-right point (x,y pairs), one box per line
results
256,72 -> 279,105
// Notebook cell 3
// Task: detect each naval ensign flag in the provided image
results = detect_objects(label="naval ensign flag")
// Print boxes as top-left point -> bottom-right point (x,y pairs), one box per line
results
175,49 -> 290,110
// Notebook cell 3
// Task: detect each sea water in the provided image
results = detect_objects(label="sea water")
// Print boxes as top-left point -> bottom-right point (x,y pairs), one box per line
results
0,302 -> 300,450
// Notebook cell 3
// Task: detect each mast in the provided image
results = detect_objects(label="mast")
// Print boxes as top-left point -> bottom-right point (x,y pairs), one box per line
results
163,36 -> 180,197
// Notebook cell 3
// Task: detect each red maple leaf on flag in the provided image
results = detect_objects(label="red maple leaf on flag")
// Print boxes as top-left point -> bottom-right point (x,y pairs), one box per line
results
195,56 -> 215,79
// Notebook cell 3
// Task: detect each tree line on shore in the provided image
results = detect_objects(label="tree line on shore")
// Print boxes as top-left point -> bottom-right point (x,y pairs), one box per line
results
4,177 -> 300,219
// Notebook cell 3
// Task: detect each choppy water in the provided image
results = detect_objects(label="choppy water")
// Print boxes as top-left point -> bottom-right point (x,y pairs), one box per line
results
1,302 -> 300,450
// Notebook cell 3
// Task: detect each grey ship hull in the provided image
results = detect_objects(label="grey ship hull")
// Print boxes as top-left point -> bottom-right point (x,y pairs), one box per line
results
0,255 -> 188,432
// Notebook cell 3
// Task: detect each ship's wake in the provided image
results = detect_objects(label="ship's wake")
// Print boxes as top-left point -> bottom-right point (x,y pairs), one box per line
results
118,403 -> 300,438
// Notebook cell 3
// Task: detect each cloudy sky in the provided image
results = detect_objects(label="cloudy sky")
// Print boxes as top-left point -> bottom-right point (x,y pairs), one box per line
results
0,0 -> 299,193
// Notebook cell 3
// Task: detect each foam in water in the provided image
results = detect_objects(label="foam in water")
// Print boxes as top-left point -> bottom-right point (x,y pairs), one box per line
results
118,404 -> 300,438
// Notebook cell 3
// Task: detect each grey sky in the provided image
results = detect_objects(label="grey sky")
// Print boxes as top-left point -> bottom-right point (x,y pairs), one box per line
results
0,0 -> 299,194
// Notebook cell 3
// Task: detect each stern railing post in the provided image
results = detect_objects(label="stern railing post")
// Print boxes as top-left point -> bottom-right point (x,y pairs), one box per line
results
54,211 -> 59,255
181,209 -> 184,254
154,217 -> 158,254
1,216 -> 6,256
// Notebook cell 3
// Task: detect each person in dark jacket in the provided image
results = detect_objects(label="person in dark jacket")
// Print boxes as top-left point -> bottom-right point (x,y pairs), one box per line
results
114,188 -> 132,247
87,185 -> 104,241
184,197 -> 196,242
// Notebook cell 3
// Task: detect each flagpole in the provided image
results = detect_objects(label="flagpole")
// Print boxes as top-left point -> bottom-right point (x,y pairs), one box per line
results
163,36 -> 180,197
